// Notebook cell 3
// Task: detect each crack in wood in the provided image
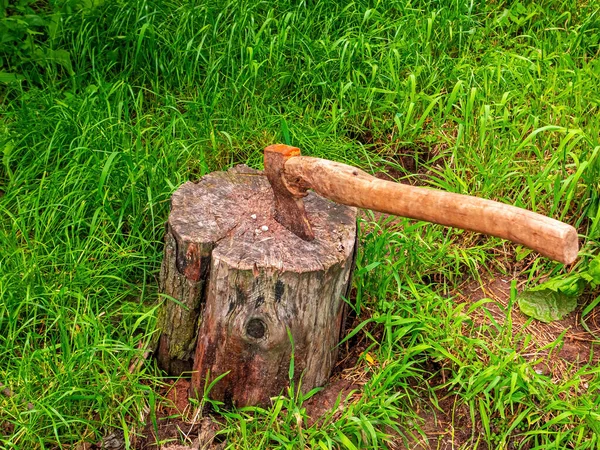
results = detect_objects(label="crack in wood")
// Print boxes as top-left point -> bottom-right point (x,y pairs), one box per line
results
158,165 -> 357,406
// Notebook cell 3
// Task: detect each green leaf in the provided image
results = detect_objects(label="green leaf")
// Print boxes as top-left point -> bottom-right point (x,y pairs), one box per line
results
47,13 -> 62,42
517,289 -> 578,323
585,413 -> 600,435
280,117 -> 290,145
582,295 -> 600,319
0,71 -> 24,83
588,256 -> 600,284
336,430 -> 358,450
515,246 -> 532,262
530,274 -> 585,296
47,49 -> 74,75
33,48 -> 75,75
75,0 -> 106,12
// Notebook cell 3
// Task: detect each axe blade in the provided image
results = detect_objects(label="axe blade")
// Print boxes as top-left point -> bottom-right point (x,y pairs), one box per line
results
264,144 -> 314,240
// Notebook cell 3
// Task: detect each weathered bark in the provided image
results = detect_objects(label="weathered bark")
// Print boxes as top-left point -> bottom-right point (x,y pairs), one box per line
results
157,165 -> 356,407
156,229 -> 211,375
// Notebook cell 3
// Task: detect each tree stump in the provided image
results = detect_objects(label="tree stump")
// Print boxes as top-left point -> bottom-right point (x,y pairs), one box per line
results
157,165 -> 357,407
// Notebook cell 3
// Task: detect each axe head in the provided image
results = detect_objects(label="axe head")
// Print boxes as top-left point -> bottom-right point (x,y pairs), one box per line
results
264,144 -> 314,241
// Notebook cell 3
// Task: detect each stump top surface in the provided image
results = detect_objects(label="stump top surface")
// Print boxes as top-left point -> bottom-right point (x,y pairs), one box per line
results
169,166 -> 356,272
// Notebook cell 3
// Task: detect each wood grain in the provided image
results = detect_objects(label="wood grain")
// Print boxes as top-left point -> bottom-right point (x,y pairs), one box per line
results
283,156 -> 578,265
157,165 -> 357,407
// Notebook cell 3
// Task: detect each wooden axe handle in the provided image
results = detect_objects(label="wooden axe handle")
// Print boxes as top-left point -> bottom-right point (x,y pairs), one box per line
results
283,156 -> 579,265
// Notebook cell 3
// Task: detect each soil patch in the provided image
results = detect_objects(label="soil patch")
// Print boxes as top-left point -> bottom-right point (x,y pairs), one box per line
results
457,275 -> 600,381
389,392 -> 484,450
389,274 -> 600,449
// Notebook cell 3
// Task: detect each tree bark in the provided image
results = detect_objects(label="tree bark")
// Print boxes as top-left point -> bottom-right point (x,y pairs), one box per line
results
157,165 -> 356,407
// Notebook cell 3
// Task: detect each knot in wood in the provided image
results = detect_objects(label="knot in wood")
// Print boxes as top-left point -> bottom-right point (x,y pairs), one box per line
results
245,318 -> 267,340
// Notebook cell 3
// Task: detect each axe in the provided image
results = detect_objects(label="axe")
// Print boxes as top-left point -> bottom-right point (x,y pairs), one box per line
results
264,144 -> 579,265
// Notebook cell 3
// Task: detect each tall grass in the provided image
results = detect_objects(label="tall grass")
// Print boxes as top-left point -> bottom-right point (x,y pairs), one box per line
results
1,0 -> 599,448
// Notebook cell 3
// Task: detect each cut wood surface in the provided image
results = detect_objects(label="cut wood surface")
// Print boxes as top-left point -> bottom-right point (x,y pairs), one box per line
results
157,165 -> 357,407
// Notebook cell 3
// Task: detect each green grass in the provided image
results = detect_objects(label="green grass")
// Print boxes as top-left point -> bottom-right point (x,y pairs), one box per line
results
1,0 -> 599,448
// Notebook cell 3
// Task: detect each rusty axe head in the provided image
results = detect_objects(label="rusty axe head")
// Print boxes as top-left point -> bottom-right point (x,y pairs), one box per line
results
264,144 -> 314,241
